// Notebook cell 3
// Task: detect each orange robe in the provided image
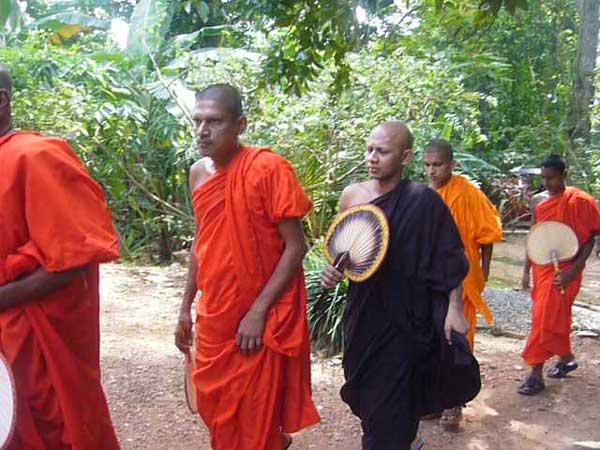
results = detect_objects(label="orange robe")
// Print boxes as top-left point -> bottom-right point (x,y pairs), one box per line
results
192,147 -> 320,450
0,132 -> 120,450
522,187 -> 600,366
436,175 -> 503,348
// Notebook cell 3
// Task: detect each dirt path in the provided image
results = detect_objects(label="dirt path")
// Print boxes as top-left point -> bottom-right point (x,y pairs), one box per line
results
99,263 -> 600,450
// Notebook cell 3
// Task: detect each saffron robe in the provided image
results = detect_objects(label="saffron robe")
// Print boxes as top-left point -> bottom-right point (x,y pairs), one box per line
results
0,132 -> 120,449
522,187 -> 600,366
192,147 -> 320,450
436,175 -> 503,348
341,181 -> 479,450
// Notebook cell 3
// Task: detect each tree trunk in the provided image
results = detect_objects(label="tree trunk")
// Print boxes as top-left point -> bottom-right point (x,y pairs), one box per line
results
570,0 -> 600,145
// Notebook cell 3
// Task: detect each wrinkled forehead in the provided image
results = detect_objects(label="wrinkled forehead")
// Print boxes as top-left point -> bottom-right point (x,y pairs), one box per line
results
541,166 -> 564,177
192,99 -> 233,120
424,149 -> 451,163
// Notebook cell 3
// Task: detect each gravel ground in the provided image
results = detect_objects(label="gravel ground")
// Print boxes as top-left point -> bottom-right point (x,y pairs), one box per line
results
484,288 -> 600,336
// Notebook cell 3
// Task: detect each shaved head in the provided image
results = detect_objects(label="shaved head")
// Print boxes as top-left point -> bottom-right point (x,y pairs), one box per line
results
0,65 -> 12,93
371,121 -> 414,152
196,83 -> 243,119
425,139 -> 454,162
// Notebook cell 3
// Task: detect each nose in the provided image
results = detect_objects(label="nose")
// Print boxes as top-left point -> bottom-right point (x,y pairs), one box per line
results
196,121 -> 210,138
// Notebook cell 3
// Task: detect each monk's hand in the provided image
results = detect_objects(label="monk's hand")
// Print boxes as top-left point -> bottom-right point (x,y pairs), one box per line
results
554,269 -> 575,290
175,310 -> 193,355
444,305 -> 469,345
521,272 -> 531,291
236,308 -> 266,354
321,264 -> 344,290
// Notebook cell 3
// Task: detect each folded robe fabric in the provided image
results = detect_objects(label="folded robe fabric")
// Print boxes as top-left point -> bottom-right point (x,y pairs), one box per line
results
0,131 -> 120,450
522,187 -> 600,365
436,175 -> 503,348
192,147 -> 320,450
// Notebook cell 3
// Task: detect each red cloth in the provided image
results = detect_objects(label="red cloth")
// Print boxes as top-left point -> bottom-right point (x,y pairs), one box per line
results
0,132 -> 120,449
192,147 -> 320,450
522,187 -> 600,365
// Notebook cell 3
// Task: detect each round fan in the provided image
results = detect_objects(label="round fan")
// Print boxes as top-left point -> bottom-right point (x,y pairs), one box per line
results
324,204 -> 390,282
0,353 -> 16,450
184,343 -> 198,415
527,221 -> 578,266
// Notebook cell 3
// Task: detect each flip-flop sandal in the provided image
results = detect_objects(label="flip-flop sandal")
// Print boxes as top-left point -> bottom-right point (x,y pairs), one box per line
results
518,376 -> 545,396
547,361 -> 578,379
421,412 -> 442,420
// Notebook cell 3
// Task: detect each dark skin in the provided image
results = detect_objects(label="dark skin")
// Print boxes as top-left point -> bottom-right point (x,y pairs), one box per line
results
424,149 -> 494,281
174,98 -> 308,358
0,66 -> 88,312
321,122 -> 469,345
522,166 -> 597,378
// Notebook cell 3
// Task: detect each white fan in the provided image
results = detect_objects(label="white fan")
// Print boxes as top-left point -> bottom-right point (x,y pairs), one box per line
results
0,353 -> 15,450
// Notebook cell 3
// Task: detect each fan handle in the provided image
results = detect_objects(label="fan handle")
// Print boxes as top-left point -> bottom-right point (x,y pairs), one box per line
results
550,250 -> 565,295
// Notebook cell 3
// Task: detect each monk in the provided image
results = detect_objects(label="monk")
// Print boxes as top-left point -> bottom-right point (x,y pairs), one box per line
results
0,67 -> 121,448
519,154 -> 600,395
174,84 -> 320,450
322,122 -> 480,450
424,140 -> 502,428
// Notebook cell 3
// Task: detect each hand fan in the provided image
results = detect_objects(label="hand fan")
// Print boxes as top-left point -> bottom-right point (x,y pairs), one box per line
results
324,204 -> 390,282
0,353 -> 16,450
527,221 -> 579,294
184,342 -> 198,415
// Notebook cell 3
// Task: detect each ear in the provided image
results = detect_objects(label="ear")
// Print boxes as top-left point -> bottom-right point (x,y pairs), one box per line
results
450,159 -> 458,169
238,115 -> 248,135
0,89 -> 10,110
401,148 -> 414,167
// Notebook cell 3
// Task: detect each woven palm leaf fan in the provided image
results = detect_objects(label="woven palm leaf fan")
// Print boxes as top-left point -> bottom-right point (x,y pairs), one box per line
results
527,221 -> 579,293
183,342 -> 198,415
324,204 -> 390,282
0,353 -> 16,450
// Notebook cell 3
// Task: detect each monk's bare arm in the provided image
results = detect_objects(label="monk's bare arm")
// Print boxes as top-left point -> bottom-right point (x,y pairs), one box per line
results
175,161 -> 208,354
481,244 -> 493,282
237,218 -> 308,353
0,266 -> 86,312
555,236 -> 596,288
445,284 -> 469,344
522,205 -> 537,290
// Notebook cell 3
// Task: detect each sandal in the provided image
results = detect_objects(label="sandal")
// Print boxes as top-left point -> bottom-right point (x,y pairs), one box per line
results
547,361 -> 578,379
440,406 -> 462,431
518,376 -> 545,396
421,412 -> 442,420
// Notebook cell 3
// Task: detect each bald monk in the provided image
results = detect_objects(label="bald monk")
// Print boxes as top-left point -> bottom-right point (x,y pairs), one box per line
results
424,140 -> 502,428
322,122 -> 480,450
174,84 -> 319,450
0,67 -> 120,448
519,154 -> 600,396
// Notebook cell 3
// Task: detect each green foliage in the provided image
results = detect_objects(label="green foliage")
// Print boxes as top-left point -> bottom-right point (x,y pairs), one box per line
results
304,241 -> 348,355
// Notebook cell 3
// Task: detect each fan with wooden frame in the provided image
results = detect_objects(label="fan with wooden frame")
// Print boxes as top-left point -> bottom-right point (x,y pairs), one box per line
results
526,221 -> 579,294
183,341 -> 198,415
324,204 -> 390,282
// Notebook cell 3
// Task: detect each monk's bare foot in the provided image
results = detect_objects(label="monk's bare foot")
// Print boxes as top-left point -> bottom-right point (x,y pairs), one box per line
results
281,432 -> 292,450
440,406 -> 462,431
558,353 -> 575,364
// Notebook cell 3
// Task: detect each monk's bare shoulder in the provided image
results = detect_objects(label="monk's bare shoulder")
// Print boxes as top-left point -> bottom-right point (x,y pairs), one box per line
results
531,191 -> 549,210
189,157 -> 216,192
340,181 -> 378,211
